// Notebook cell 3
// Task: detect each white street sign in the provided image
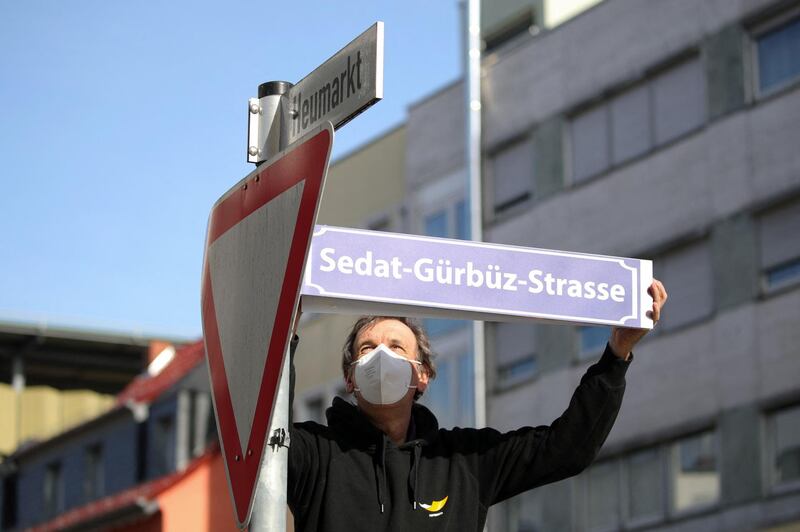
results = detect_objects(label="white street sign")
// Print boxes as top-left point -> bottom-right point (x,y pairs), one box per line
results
283,22 -> 383,146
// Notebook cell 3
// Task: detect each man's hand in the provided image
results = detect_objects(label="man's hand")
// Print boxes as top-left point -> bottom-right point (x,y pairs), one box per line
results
609,279 -> 667,360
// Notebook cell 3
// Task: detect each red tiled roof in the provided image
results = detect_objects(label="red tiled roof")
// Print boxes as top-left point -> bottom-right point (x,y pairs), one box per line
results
28,443 -> 219,532
116,340 -> 205,405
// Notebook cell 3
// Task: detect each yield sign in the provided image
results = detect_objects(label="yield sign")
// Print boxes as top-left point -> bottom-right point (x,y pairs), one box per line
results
201,123 -> 333,527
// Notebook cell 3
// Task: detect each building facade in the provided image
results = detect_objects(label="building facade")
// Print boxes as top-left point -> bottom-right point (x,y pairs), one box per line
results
0,340 -> 237,531
295,0 -> 800,530
0,321 -> 173,459
475,0 -> 800,530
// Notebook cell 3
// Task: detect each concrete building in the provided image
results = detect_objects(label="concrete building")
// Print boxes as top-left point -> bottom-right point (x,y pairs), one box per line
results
476,0 -> 800,530
295,0 -> 800,530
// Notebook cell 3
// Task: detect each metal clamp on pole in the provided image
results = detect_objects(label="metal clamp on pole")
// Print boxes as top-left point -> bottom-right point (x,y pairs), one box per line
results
247,81 -> 294,164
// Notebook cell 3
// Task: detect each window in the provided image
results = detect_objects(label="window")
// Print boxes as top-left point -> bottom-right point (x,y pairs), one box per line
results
423,318 -> 467,337
421,200 -> 468,241
494,322 -> 537,388
579,326 -> 609,360
2,470 -> 18,530
190,392 -> 214,456
578,431 -> 718,528
43,461 -> 63,518
670,431 -> 720,513
769,404 -> 800,488
456,351 -> 475,427
153,415 -> 175,476
611,83 -> 652,164
625,448 -> 664,523
571,104 -> 610,183
490,139 -> 534,212
84,444 -> 104,501
755,14 -> 800,94
759,200 -> 800,292
424,210 -> 448,239
500,487 -> 543,532
455,199 -> 469,241
422,202 -> 470,337
587,460 -> 620,531
424,358 -> 452,427
422,351 -> 474,429
651,58 -> 706,145
653,240 -> 713,331
570,57 -> 706,183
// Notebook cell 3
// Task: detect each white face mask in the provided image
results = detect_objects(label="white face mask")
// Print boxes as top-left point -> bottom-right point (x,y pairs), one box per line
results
351,344 -> 422,405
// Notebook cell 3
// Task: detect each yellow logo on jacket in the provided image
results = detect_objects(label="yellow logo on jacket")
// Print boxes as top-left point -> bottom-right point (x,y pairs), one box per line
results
419,496 -> 448,517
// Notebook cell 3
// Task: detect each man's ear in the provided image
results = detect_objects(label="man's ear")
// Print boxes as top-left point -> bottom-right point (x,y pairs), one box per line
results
345,375 -> 354,394
415,366 -> 429,394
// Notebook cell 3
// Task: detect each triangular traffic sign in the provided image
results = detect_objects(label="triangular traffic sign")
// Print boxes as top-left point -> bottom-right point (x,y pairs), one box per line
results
201,123 -> 333,528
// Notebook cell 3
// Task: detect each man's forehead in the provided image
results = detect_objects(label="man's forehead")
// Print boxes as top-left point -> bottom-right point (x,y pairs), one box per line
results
356,319 -> 416,345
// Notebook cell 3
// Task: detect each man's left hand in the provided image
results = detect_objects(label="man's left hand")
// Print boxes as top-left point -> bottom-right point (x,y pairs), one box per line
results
609,279 -> 668,360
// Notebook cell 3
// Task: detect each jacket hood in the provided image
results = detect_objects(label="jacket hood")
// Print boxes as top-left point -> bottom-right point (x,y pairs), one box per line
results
326,397 -> 440,448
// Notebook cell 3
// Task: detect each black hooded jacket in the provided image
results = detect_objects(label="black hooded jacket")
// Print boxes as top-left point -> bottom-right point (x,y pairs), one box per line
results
288,342 -> 630,532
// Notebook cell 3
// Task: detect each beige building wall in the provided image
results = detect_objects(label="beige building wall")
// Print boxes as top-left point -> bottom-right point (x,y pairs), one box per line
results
315,125 -> 406,228
543,0 -> 601,28
482,0 -> 601,39
62,390 -> 115,430
0,383 -> 114,455
0,384 -> 16,455
293,125 -> 407,409
18,386 -> 61,444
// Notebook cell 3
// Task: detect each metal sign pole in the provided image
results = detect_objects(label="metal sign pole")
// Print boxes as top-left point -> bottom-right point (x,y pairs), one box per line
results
249,80 -> 293,532
462,0 -> 486,430
249,348 -> 291,531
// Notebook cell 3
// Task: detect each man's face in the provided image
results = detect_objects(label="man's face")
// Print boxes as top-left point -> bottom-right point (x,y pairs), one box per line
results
346,318 -> 429,400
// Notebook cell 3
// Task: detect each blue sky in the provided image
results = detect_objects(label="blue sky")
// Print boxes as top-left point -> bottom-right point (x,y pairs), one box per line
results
0,1 -> 461,339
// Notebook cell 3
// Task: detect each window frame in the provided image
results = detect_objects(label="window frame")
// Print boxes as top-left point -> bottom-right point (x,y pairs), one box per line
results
666,429 -> 722,517
757,199 -> 800,296
749,6 -> 800,100
566,52 -> 706,187
43,460 -> 64,518
153,414 -> 176,476
622,445 -> 667,527
761,257 -> 800,295
416,192 -> 468,241
609,80 -> 654,166
420,331 -> 473,429
487,135 -> 535,215
83,443 -> 105,502
765,403 -> 800,494
577,325 -> 609,362
568,101 -> 611,185
418,196 -> 471,339
491,321 -> 538,391
650,237 -> 714,334
576,428 -> 720,530
584,458 -> 623,532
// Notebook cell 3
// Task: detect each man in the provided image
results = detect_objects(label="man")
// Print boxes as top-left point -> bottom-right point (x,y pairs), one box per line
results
288,280 -> 667,531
